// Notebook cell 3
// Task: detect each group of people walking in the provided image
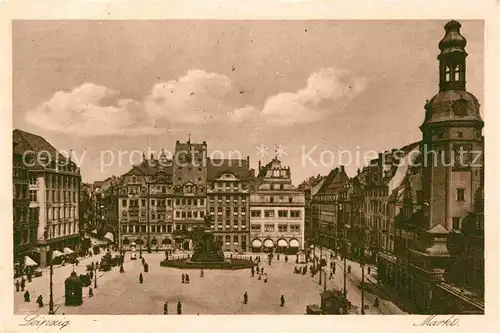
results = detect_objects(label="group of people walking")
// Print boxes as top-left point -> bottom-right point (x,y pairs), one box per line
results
163,301 -> 183,315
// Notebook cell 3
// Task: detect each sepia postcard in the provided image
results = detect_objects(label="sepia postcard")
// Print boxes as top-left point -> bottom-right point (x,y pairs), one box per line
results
1,1 -> 499,333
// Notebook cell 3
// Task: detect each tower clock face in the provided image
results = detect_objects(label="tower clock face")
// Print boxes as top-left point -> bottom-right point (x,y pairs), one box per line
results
453,99 -> 468,117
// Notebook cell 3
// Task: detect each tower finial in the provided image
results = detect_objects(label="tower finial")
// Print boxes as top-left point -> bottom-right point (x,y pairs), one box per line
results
188,133 -> 191,144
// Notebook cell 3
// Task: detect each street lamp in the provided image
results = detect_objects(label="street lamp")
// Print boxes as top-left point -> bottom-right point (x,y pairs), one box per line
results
43,228 -> 55,315
94,264 -> 98,289
360,209 -> 365,315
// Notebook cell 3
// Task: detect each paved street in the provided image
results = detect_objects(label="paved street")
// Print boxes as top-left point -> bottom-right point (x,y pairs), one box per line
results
14,248 -> 406,315
312,247 -> 406,314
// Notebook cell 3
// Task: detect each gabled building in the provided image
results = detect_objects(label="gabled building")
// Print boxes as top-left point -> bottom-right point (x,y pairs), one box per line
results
118,152 -> 174,250
313,166 -> 349,255
250,158 -> 305,253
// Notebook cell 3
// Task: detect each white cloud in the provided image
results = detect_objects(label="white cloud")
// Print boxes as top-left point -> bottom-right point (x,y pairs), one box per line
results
229,67 -> 367,126
144,69 -> 234,123
25,83 -> 159,136
25,68 -> 367,137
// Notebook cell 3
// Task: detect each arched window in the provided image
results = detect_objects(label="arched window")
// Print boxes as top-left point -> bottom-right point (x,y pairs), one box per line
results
445,66 -> 451,82
454,65 -> 461,81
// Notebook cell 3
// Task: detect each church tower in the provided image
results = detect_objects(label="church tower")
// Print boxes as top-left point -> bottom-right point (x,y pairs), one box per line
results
420,20 -> 484,232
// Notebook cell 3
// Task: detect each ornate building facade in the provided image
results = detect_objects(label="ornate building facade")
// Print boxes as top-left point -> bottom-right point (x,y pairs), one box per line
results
118,152 -> 174,250
250,158 -> 305,253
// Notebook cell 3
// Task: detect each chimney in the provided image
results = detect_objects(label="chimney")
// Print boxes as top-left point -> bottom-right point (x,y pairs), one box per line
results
246,156 -> 250,167
258,160 -> 261,172
339,165 -> 345,173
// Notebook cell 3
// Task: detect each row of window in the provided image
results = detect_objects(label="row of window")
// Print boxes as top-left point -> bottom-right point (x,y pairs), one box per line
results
13,184 -> 28,200
42,174 -> 79,190
13,227 -> 37,247
251,195 -> 302,204
215,234 -> 247,246
122,223 -> 203,234
208,196 -> 247,203
251,224 -> 301,232
121,198 -> 207,207
46,221 -> 79,239
211,182 -> 247,191
45,189 -> 78,203
250,210 -> 301,218
47,206 -> 77,220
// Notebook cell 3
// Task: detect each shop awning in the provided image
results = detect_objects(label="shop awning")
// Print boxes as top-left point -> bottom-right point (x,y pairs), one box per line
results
252,239 -> 262,247
91,238 -> 107,246
91,229 -> 98,234
263,239 -> 274,248
63,247 -> 74,255
130,242 -> 136,246
52,250 -> 64,259
290,239 -> 300,248
104,232 -> 114,242
24,256 -> 38,267
277,239 -> 288,247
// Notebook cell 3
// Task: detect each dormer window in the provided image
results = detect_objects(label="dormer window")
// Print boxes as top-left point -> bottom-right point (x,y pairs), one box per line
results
132,176 -> 137,183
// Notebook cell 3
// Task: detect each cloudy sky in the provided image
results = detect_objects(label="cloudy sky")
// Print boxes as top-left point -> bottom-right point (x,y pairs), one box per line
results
13,20 -> 483,184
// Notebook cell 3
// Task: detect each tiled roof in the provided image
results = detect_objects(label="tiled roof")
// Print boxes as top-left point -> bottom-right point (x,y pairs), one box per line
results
13,129 -> 75,170
123,159 -> 173,177
316,167 -> 349,194
207,159 -> 250,181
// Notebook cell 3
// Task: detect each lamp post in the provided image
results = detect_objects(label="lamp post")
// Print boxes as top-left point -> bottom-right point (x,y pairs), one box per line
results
94,264 -> 98,289
43,228 -> 55,315
360,209 -> 365,315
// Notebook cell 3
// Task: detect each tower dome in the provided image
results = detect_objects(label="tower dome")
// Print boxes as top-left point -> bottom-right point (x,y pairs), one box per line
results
438,20 -> 467,56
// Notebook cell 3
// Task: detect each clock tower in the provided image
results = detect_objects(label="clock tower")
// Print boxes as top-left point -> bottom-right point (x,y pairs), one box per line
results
409,20 -> 484,312
420,20 -> 484,232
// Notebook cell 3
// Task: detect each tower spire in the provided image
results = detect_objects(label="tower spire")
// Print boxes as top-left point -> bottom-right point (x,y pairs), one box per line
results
438,20 -> 468,91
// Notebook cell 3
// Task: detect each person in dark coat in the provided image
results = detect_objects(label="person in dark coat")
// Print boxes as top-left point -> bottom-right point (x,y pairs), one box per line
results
277,254 -> 280,261
181,273 -> 185,284
139,273 -> 143,284
163,301 -> 168,315
27,271 -> 32,283
15,280 -> 20,292
144,263 -> 149,273
200,269 -> 204,278
120,265 -> 124,273
348,265 -> 351,274
280,295 -> 285,307
89,287 -> 94,297
243,292 -> 248,304
285,255 -> 288,263
24,290 -> 30,302
367,267 -> 371,275
185,274 -> 190,284
177,301 -> 182,315
20,277 -> 26,291
264,274 -> 268,283
36,295 -> 44,307
260,267 -> 264,275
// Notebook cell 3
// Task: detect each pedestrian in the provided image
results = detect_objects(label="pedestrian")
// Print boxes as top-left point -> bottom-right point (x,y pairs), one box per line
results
177,301 -> 182,315
200,269 -> 204,278
139,273 -> 143,284
27,271 -> 32,283
36,295 -> 44,308
24,290 -> 30,302
277,254 -> 280,261
251,268 -> 254,277
181,273 -> 185,284
20,277 -> 25,291
164,301 -> 168,315
329,271 -> 333,279
120,265 -> 124,273
185,274 -> 190,284
90,271 -> 94,280
280,294 -> 285,307
264,274 -> 268,283
348,265 -> 351,274
75,259 -> 79,266
15,280 -> 20,292
89,287 -> 94,297
258,274 -> 262,280
144,262 -> 149,273
261,267 -> 264,275
374,297 -> 379,308
243,291 -> 248,304
285,255 -> 288,263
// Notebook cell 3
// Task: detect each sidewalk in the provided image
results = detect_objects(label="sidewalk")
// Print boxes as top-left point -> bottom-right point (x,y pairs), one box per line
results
14,251 -> 110,315
313,246 -> 406,314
